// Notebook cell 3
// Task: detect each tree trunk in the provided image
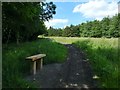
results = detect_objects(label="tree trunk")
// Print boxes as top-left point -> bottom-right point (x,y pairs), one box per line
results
16,31 -> 19,45
6,29 -> 11,44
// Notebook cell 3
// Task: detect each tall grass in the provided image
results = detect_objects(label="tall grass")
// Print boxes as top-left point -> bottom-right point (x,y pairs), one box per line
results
73,38 -> 118,88
3,38 -> 67,88
48,37 -> 119,88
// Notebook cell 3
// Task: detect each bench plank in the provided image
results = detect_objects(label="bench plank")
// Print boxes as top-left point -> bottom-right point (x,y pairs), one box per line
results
26,54 -> 46,61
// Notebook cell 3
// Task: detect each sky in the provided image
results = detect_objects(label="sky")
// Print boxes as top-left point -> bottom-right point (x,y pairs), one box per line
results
45,0 -> 119,29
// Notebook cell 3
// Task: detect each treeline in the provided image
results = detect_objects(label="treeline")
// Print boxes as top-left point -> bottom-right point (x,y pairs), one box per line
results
47,14 -> 120,38
2,2 -> 56,44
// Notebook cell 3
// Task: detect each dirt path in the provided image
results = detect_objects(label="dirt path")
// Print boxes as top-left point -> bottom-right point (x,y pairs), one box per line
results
26,44 -> 97,88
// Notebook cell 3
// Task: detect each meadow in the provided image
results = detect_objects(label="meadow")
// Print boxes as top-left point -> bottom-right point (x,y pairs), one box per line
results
2,38 -> 67,88
47,37 -> 119,88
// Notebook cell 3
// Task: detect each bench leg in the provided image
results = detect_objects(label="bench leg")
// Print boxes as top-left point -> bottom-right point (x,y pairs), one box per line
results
33,61 -> 36,75
36,60 -> 41,70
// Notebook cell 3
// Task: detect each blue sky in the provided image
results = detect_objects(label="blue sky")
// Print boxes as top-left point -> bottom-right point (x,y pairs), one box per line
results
45,0 -> 119,29
53,2 -> 93,27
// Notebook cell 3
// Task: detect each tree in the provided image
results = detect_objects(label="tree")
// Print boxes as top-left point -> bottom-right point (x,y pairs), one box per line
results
109,14 -> 120,37
79,15 -> 119,38
40,2 -> 56,21
2,2 -> 56,44
62,26 -> 71,37
46,14 -> 119,38
100,17 -> 110,37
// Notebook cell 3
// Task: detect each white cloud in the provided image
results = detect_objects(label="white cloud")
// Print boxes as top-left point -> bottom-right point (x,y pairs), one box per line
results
73,0 -> 118,20
44,19 -> 68,28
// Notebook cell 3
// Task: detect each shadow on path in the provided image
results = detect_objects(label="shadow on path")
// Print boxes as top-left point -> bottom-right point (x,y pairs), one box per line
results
26,44 -> 97,88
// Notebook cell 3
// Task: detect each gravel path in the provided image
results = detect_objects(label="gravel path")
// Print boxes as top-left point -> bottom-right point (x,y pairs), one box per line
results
26,44 -> 97,89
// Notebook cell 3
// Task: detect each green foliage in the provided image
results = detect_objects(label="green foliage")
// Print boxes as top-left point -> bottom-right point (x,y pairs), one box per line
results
40,2 -> 56,21
47,14 -> 120,38
73,38 -> 119,88
2,2 -> 56,44
47,27 -> 63,36
47,25 -> 80,37
63,25 -> 80,37
79,15 -> 120,38
3,39 -> 67,88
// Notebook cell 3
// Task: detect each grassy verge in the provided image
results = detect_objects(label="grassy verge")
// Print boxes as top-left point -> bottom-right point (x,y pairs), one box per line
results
73,38 -> 119,88
3,38 -> 67,88
47,37 -> 119,88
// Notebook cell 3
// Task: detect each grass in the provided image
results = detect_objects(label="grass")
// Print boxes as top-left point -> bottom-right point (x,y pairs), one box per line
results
45,36 -> 110,44
73,38 -> 119,88
47,37 -> 119,88
3,36 -> 119,88
3,38 -> 67,88
44,36 -> 88,44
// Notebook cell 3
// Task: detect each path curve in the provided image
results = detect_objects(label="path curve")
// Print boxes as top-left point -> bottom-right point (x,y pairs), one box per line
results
26,44 -> 97,88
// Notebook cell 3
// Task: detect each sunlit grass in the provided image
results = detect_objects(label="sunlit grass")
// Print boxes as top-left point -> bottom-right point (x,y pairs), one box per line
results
43,36 -> 90,44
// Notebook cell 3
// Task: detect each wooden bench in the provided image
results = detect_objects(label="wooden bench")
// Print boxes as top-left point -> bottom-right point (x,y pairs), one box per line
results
26,54 -> 46,77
